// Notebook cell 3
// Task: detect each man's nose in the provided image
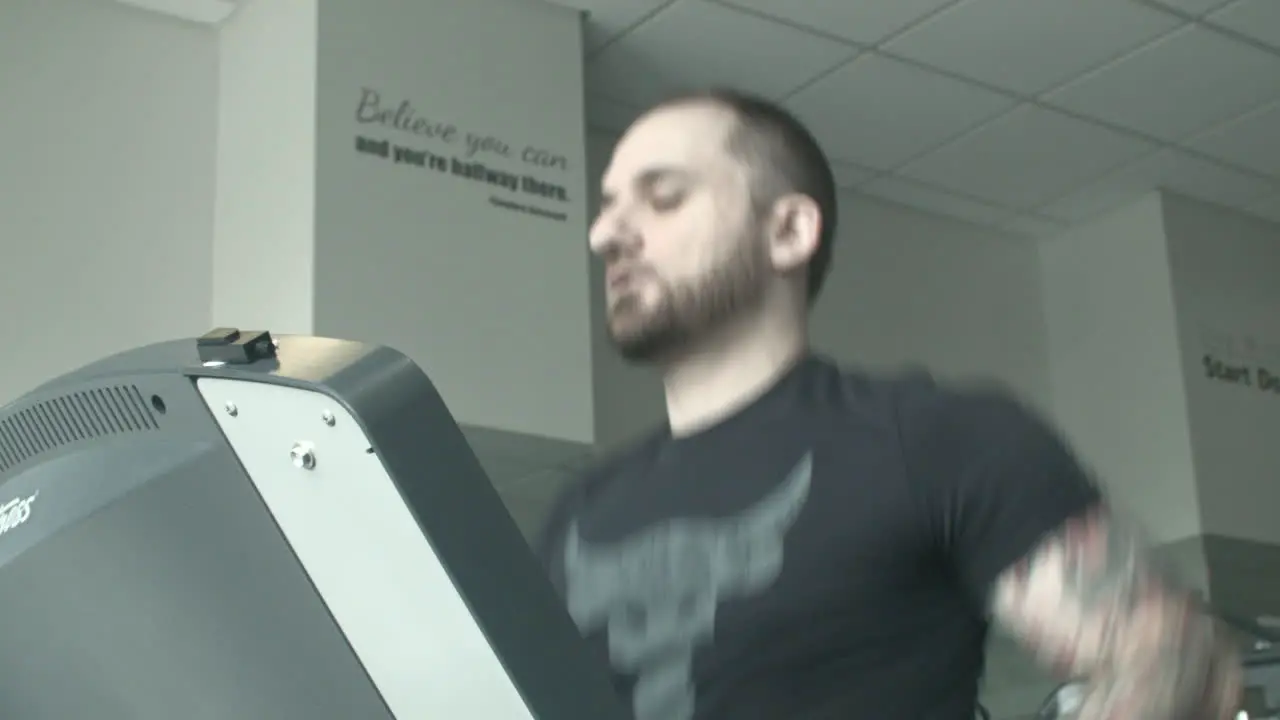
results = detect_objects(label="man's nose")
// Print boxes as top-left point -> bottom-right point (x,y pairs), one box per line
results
589,211 -> 640,258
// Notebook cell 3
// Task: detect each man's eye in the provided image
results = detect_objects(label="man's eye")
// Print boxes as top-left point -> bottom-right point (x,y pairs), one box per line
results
651,193 -> 683,212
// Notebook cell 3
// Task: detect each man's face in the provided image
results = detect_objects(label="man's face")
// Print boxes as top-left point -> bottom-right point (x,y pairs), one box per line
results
590,103 -> 767,363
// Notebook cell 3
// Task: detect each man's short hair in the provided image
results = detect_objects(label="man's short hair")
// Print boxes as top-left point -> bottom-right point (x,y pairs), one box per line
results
651,87 -> 839,304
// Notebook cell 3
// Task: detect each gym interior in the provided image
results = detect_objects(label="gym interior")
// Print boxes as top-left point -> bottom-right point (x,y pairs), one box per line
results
2,0 -> 1279,718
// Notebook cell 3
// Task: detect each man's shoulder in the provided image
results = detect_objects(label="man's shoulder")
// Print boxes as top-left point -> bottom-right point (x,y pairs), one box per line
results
565,430 -> 666,500
531,431 -> 664,558
825,359 -> 1026,420
581,428 -> 665,476
809,357 -> 954,421
871,369 -> 1089,507
812,359 -> 1048,454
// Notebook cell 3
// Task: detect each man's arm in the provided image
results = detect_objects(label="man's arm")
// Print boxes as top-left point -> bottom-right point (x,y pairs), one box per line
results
894,382 -> 1242,719
990,505 -> 1242,719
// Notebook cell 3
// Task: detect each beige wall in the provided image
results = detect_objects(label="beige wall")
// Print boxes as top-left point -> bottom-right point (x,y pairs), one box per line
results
0,0 -> 217,405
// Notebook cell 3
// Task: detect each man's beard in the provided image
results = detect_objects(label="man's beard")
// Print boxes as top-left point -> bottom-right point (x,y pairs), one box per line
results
607,234 -> 768,364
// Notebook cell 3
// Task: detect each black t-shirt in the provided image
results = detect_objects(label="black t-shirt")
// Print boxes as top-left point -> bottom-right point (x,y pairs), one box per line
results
537,356 -> 1101,720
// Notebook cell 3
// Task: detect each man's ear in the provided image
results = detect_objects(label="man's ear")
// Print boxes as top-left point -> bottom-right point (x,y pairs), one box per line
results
764,193 -> 822,273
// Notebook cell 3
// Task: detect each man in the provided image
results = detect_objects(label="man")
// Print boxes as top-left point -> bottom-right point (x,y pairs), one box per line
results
536,88 -> 1242,719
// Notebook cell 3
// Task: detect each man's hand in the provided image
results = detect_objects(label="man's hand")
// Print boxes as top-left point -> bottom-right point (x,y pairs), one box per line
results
990,506 -> 1243,719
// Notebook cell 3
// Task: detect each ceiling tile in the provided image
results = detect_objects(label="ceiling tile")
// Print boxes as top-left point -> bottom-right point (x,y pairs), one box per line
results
1186,99 -> 1280,178
1044,24 -> 1280,141
1244,191 -> 1280,224
1146,0 -> 1235,18
1208,0 -> 1280,56
999,213 -> 1069,239
586,94 -> 644,133
585,1 -> 855,108
860,175 -> 1012,226
717,0 -> 957,45
898,104 -> 1156,209
884,0 -> 1182,96
785,53 -> 1015,170
547,0 -> 673,54
1037,148 -> 1276,221
830,161 -> 880,189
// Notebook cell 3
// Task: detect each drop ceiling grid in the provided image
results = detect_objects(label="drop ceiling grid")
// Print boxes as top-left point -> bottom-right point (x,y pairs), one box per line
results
579,0 -> 1280,233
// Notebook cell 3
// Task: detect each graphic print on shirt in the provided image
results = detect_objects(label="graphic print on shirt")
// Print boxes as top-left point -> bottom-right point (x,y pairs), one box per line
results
562,452 -> 812,720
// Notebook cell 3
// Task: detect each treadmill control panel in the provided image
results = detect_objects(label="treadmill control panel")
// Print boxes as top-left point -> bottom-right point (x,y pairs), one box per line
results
197,328 -> 277,366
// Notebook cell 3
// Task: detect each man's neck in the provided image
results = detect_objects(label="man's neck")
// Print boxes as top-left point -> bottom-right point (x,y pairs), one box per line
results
661,313 -> 807,438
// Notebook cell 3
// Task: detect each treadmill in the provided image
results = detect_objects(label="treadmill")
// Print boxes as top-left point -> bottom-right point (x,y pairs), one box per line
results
0,328 -> 627,720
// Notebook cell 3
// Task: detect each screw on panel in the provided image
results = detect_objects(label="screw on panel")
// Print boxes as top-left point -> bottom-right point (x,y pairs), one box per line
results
321,411 -> 335,427
225,401 -> 238,417
290,442 -> 317,470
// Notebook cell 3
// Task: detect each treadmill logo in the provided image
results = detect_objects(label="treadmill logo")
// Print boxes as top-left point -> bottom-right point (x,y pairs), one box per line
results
0,491 -> 37,538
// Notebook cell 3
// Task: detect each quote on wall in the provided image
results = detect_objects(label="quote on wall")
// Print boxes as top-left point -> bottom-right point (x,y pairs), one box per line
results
352,87 -> 572,223
1199,326 -> 1280,398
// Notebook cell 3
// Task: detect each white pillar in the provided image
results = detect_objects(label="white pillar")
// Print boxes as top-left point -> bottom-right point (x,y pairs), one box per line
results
1041,190 -> 1280,619
1040,192 -> 1201,544
215,0 -> 594,443
1163,193 -> 1280,545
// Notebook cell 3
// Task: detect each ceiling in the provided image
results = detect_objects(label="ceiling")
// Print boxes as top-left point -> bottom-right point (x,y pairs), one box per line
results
556,0 -> 1280,238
